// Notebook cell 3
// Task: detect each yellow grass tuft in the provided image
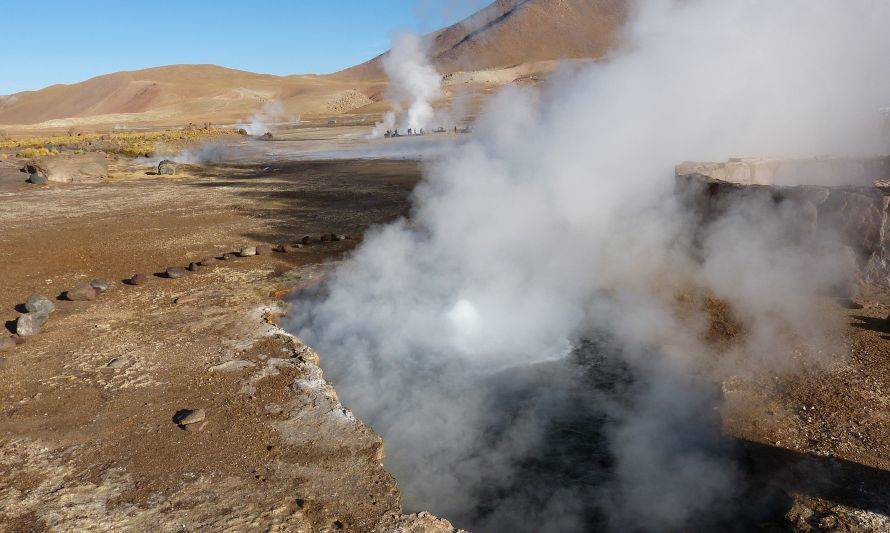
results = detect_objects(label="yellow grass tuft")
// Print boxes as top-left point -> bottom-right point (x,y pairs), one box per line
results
0,128 -> 241,159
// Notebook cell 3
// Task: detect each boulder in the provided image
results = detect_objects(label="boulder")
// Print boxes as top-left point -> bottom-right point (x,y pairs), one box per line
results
128,273 -> 147,285
173,408 -> 206,428
16,313 -> 48,336
26,172 -> 48,185
25,153 -> 107,183
187,262 -> 200,272
66,283 -> 99,301
157,159 -> 177,175
25,294 -> 55,315
166,266 -> 187,279
90,278 -> 110,292
238,246 -> 257,257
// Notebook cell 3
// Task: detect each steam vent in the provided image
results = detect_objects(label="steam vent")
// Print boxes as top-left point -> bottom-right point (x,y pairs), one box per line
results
676,157 -> 890,285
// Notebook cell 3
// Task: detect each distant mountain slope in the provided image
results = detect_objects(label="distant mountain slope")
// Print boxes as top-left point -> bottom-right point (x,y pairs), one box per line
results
335,0 -> 627,80
0,65 -> 373,127
0,0 -> 627,128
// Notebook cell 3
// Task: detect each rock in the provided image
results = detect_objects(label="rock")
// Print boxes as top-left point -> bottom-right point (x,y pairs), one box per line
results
25,294 -> 55,315
166,266 -> 187,279
333,234 -> 348,241
273,243 -> 287,252
238,246 -> 257,257
105,357 -> 126,369
90,278 -> 110,292
300,235 -> 313,245
0,337 -> 16,352
199,257 -> 219,266
16,313 -> 48,336
174,294 -> 199,305
208,360 -> 255,373
67,126 -> 84,137
222,253 -> 238,260
25,153 -> 107,183
66,282 -> 99,301
157,159 -> 177,175
320,233 -> 332,243
173,408 -> 206,428
27,172 -> 48,185
128,273 -> 147,285
255,244 -> 273,255
188,262 -> 200,272
258,132 -> 273,141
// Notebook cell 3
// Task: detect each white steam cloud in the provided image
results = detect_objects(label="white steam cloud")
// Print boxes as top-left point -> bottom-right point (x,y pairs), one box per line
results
241,100 -> 297,136
372,31 -> 443,137
291,1 -> 890,531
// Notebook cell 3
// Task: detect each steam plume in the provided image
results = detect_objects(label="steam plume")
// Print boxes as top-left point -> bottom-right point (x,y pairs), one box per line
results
372,31 -> 443,136
290,1 -> 890,530
241,100 -> 296,135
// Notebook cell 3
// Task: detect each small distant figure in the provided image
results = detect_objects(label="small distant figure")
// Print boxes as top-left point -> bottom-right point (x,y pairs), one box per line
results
407,128 -> 413,135
419,128 -> 424,135
384,130 -> 392,138
453,126 -> 458,134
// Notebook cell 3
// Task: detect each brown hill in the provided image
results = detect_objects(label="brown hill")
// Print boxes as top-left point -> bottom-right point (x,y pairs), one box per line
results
334,0 -> 627,80
0,0 -> 627,129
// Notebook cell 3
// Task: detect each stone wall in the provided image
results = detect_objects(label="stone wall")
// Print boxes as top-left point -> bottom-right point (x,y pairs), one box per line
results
676,157 -> 890,284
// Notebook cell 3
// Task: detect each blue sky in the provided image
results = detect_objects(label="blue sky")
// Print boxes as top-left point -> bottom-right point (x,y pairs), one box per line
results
0,0 -> 488,95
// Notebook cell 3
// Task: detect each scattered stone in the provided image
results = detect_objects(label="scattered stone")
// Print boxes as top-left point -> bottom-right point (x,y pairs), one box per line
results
0,337 -> 16,352
208,360 -> 255,373
90,278 -> 110,292
25,294 -> 55,315
174,294 -> 199,305
188,262 -> 200,272
238,246 -> 257,257
255,244 -> 273,255
258,132 -> 274,141
173,408 -> 206,428
66,282 -> 99,301
166,266 -> 187,279
16,313 -> 48,336
199,257 -> 219,266
157,159 -> 177,175
105,357 -> 126,369
222,253 -> 238,261
128,273 -> 147,285
27,172 -> 48,185
26,153 -> 107,183
164,267 -> 185,279
333,234 -> 348,241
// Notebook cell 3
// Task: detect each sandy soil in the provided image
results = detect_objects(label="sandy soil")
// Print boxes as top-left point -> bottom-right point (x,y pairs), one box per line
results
0,135 -> 887,531
0,154 -> 463,531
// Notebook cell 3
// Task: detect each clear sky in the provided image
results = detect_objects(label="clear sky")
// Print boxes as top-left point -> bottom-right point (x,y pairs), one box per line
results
0,0 -> 488,95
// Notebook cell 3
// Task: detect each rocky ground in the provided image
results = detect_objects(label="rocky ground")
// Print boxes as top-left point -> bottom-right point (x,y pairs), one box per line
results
0,155 -> 460,531
0,141 -> 887,531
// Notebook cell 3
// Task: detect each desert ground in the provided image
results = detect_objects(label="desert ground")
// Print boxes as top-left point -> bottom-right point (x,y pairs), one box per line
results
0,128 -> 886,532
0,130 -> 469,531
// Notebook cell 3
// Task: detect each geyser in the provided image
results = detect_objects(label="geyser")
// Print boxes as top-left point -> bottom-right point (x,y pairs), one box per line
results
289,1 -> 890,531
